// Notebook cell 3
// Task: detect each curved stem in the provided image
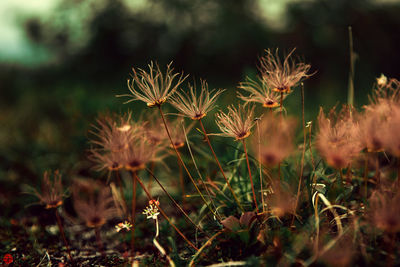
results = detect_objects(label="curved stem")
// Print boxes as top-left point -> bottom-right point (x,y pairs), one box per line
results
178,157 -> 185,204
134,172 -> 199,251
242,139 -> 258,212
115,171 -> 128,216
157,106 -> 216,216
198,119 -> 244,212
147,161 -> 155,194
131,171 -> 137,257
256,120 -> 265,213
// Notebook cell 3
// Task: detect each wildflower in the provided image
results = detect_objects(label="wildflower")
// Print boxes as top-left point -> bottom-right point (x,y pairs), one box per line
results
122,127 -> 161,171
34,170 -> 65,209
255,113 -> 297,166
357,107 -> 388,152
216,104 -> 255,140
73,180 -> 118,228
143,199 -> 160,220
316,106 -> 362,169
171,80 -> 224,120
259,48 -> 311,93
369,190 -> 400,233
121,62 -> 187,107
115,221 -> 133,232
238,76 -> 284,108
89,112 -> 136,171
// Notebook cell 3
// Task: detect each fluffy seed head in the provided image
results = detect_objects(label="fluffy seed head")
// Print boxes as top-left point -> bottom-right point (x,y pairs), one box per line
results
121,61 -> 187,107
255,113 -> 297,166
238,76 -> 283,108
316,106 -> 362,169
369,190 -> 400,233
89,112 -> 137,171
73,179 -> 118,228
171,80 -> 224,120
216,104 -> 255,140
34,170 -> 65,209
259,48 -> 311,93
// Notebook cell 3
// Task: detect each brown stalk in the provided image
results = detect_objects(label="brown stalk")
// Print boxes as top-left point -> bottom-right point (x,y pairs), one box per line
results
55,209 -> 73,262
147,162 -> 155,194
178,157 -> 185,204
115,171 -> 128,215
134,172 -> 199,251
242,139 -> 259,212
256,120 -> 265,213
95,227 -> 105,257
145,168 -> 210,237
157,105 -> 216,216
198,119 -> 244,211
130,171 -> 137,257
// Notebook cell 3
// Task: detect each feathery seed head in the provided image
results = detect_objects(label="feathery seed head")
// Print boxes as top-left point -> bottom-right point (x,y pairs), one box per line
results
316,106 -> 362,169
121,61 -> 187,107
72,179 -> 118,228
382,104 -> 400,157
369,190 -> 400,233
216,104 -> 255,140
255,113 -> 297,166
259,48 -> 311,94
89,112 -> 136,172
34,170 -> 65,209
238,76 -> 283,108
171,80 -> 224,120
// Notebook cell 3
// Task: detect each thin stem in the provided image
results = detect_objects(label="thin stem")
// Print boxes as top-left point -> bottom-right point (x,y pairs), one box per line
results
198,119 -> 244,212
178,156 -> 185,204
131,171 -> 137,257
256,120 -> 265,213
280,91 -> 284,117
157,106 -> 216,216
147,161 -> 155,194
182,122 -> 221,221
146,168 -> 210,236
95,227 -> 105,257
308,125 -> 316,171
55,209 -> 73,262
292,83 -> 306,226
242,139 -> 259,212
115,170 -> 128,216
134,172 -> 199,251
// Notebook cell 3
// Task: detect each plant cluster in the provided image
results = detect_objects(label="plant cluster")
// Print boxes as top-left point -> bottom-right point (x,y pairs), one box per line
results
27,49 -> 400,266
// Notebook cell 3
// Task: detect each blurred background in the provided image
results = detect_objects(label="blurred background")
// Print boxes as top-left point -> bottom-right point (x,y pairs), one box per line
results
0,0 -> 399,216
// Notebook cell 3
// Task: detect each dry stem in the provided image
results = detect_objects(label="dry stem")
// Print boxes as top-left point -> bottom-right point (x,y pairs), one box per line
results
198,119 -> 244,212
